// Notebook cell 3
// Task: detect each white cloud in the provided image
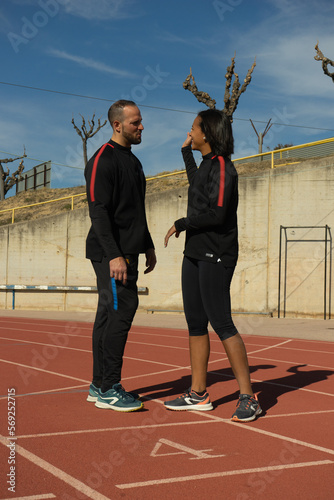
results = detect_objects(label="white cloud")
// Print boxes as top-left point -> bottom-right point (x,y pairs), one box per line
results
61,0 -> 137,20
157,29 -> 217,50
253,34 -> 334,98
47,48 -> 137,78
207,3 -> 334,102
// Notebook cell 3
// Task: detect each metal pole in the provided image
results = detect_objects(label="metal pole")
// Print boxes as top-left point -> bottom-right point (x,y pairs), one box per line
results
324,226 -> 327,320
284,228 -> 287,318
329,227 -> 332,320
259,132 -> 263,158
278,226 -> 282,318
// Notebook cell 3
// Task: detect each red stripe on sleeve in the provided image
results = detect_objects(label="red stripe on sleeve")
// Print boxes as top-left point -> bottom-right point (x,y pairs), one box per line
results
217,156 -> 225,207
90,143 -> 114,202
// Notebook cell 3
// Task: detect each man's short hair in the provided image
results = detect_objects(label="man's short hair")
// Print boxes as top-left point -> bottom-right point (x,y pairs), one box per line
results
108,100 -> 137,127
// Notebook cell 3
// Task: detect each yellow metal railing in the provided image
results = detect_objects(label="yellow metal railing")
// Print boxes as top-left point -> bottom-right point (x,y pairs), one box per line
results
1,136 -> 334,224
0,193 -> 86,224
233,136 -> 334,169
146,170 -> 187,181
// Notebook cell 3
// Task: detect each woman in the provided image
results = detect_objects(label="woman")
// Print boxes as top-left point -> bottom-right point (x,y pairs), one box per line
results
164,109 -> 261,422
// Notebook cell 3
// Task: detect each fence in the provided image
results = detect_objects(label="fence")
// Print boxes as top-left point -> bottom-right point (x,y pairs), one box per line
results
1,136 -> 334,224
16,161 -> 51,193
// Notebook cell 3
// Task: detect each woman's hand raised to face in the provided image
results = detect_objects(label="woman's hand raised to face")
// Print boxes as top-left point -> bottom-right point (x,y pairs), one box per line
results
182,132 -> 192,148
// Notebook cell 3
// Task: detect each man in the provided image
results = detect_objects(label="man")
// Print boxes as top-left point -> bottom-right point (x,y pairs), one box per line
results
85,100 -> 156,412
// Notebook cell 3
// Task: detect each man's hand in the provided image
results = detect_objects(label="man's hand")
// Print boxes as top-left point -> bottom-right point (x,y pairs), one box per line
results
109,257 -> 128,285
144,248 -> 157,274
164,224 -> 180,248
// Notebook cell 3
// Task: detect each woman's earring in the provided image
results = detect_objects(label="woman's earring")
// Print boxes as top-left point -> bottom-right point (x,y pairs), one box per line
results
203,137 -> 206,141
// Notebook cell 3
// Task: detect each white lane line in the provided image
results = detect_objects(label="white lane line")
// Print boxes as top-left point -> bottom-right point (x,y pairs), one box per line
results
253,380 -> 334,397
245,339 -> 293,355
207,368 -> 334,397
0,319 -> 91,328
268,345 -> 334,355
0,336 -> 182,368
0,358 -> 90,383
14,407 -> 334,441
0,326 -> 89,339
2,334 -> 332,375
128,340 -> 189,350
205,340 -> 297,369
1,319 -> 334,349
1,329 -> 332,367
204,351 -> 334,371
116,460 -> 333,489
264,409 -> 334,418
0,330 -> 297,357
119,356 -> 182,368
0,336 -> 90,353
0,435 -> 110,500
2,495 -> 56,500
0,384 -> 88,400
248,354 -> 334,371
1,347 -> 332,404
197,409 -> 334,456
16,419 -> 222,440
123,366 -> 188,381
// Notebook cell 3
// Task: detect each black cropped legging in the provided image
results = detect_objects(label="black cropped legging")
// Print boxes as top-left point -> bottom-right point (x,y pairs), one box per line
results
182,256 -> 238,341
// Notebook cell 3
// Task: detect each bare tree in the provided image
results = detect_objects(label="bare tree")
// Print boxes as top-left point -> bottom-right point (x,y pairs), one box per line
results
71,113 -> 107,165
314,42 -> 334,82
183,53 -> 256,121
0,149 -> 26,201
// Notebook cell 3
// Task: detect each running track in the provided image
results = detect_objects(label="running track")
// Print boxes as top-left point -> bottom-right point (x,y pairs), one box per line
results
0,315 -> 333,499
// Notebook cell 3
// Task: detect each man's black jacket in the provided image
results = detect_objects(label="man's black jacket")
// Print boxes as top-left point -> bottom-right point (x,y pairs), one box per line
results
85,140 -> 154,262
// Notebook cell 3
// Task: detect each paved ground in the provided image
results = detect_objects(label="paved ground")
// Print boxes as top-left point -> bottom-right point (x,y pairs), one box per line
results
1,308 -> 334,342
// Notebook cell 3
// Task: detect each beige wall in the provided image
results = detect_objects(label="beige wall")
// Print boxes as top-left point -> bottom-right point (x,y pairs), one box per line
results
1,156 -> 334,317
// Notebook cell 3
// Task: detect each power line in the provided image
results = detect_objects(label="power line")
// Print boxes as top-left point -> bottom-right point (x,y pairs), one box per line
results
0,150 -> 84,170
1,80 -> 334,132
0,80 -> 193,115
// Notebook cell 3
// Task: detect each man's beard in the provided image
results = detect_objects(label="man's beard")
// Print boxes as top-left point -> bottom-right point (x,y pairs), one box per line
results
122,130 -> 142,145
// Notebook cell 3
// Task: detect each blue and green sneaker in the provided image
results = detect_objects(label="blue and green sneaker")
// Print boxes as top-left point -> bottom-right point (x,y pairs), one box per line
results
87,383 -> 140,403
95,383 -> 143,412
87,383 -> 100,402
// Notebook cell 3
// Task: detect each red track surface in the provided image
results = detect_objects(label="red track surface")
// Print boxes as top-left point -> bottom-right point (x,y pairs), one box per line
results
0,316 -> 333,499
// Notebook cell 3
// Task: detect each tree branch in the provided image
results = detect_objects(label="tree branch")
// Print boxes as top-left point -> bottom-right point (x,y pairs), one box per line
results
4,158 -> 25,194
315,41 -> 334,82
183,54 -> 256,122
71,113 -> 107,166
224,55 -> 256,120
0,148 -> 26,199
183,67 -> 216,109
71,116 -> 84,140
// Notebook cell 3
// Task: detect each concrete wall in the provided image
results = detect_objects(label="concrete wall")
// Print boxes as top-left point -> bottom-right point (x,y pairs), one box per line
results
1,156 -> 334,317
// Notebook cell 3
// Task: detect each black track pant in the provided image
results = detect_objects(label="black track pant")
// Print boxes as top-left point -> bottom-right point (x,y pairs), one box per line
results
91,255 -> 138,392
182,256 -> 238,341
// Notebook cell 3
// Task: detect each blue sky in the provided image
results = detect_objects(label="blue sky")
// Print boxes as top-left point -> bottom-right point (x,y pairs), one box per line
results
1,0 -> 334,191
